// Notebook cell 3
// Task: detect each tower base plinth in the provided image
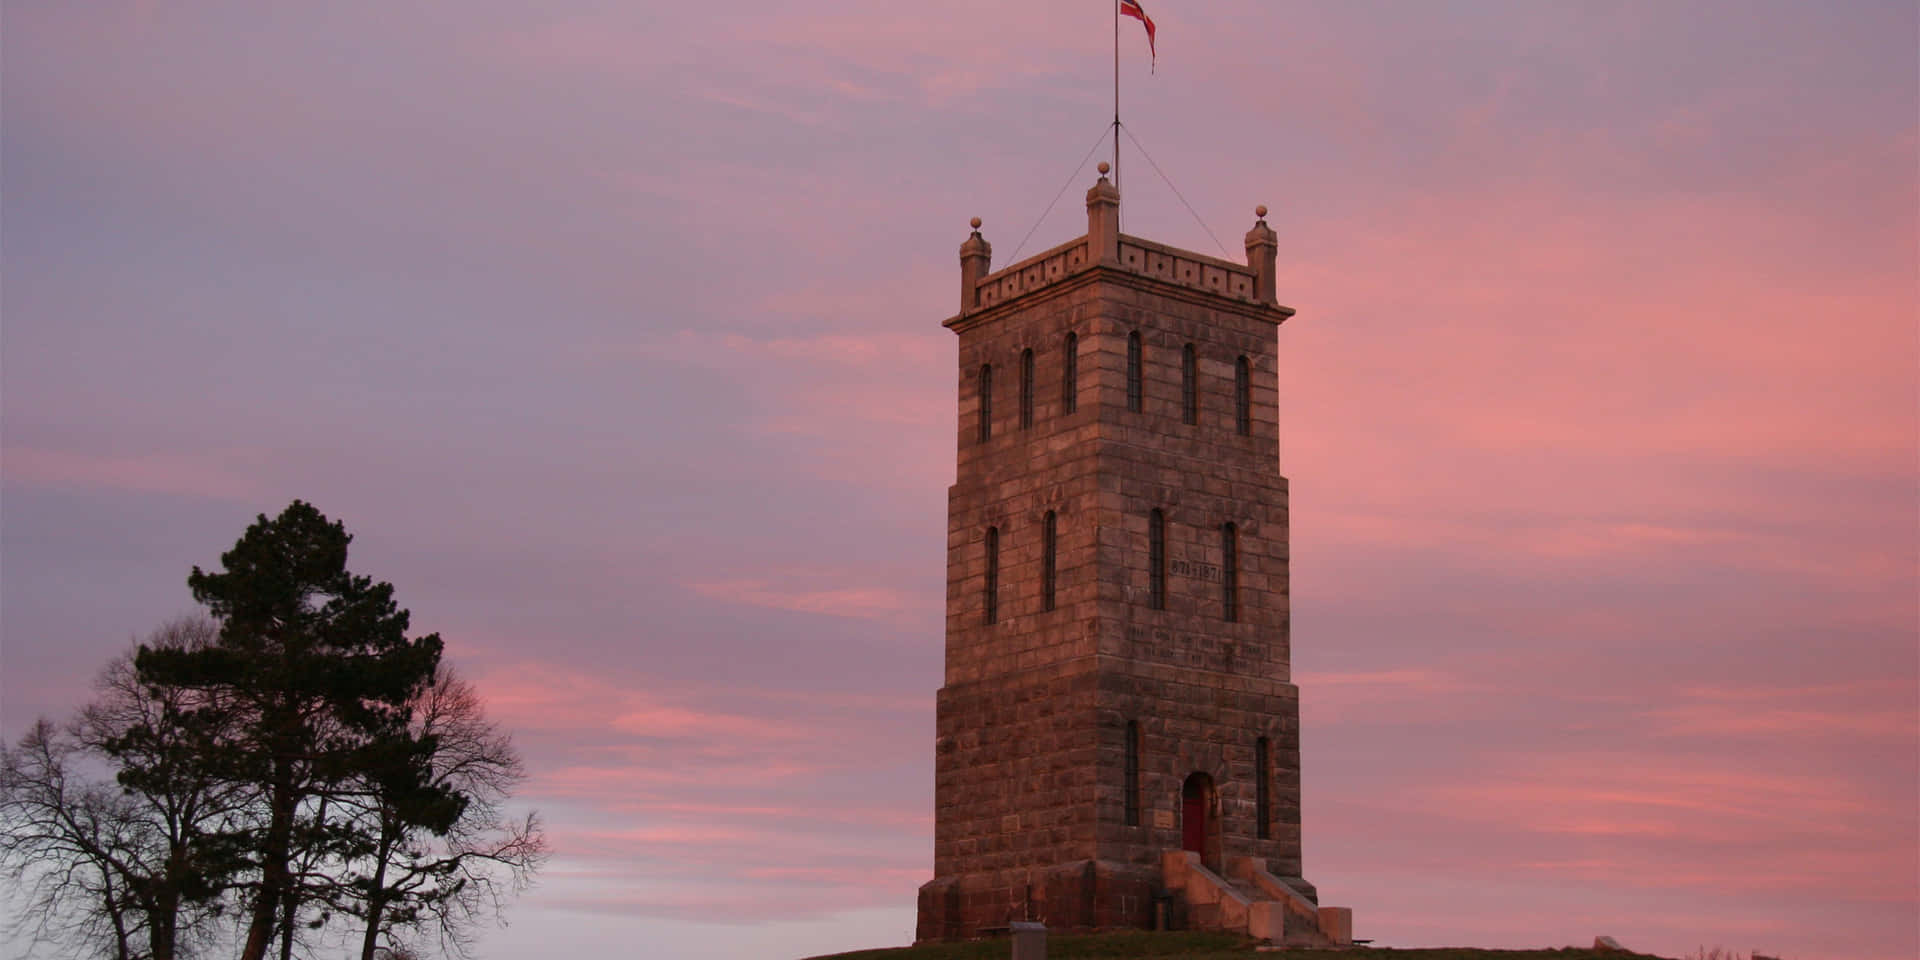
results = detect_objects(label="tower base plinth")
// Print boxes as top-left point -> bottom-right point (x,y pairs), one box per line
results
915,860 -> 1161,943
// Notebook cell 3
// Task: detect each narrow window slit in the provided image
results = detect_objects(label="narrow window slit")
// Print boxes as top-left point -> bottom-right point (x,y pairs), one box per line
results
977,363 -> 993,443
1019,348 -> 1035,429
1125,720 -> 1142,826
1222,522 -> 1239,622
1235,356 -> 1252,436
1182,344 -> 1198,425
1062,332 -> 1078,415
1126,332 -> 1143,413
984,526 -> 1000,624
1255,735 -> 1272,839
1148,509 -> 1166,611
1042,511 -> 1058,612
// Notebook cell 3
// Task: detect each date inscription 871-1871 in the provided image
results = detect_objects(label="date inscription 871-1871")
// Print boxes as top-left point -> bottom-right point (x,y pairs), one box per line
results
1170,558 -> 1220,582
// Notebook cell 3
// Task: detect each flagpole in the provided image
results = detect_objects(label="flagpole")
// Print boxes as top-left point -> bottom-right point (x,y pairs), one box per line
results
1112,0 -> 1121,226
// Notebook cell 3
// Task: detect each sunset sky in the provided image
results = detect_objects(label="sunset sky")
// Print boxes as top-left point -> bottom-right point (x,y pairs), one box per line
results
3,2 -> 1915,959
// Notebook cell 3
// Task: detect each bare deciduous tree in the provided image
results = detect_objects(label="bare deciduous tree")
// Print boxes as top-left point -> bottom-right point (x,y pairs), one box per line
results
1,617 -> 240,960
1,718 -> 146,959
344,666 -> 547,960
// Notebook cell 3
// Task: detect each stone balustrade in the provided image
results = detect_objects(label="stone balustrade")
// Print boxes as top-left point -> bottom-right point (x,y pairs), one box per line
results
973,238 -> 1092,311
1117,235 -> 1260,301
970,233 -> 1263,314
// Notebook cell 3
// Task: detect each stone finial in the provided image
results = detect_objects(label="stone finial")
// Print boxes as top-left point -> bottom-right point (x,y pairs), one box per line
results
1098,160 -> 1110,175
1086,169 -> 1120,265
960,217 -> 992,315
1244,204 -> 1278,304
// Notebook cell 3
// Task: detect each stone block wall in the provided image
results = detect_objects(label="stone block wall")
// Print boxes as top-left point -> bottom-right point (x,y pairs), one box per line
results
931,666 -> 1100,882
1092,668 -> 1305,881
947,280 -> 1106,687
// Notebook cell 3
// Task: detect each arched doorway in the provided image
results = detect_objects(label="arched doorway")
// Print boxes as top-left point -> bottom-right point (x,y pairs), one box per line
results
1181,772 -> 1216,866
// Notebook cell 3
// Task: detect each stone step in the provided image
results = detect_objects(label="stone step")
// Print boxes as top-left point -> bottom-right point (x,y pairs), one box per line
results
1161,849 -> 1348,946
1282,922 -> 1332,947
1189,901 -> 1221,931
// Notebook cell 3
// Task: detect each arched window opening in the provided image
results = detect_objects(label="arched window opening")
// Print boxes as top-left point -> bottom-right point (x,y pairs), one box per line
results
1042,510 -> 1058,612
1235,356 -> 1252,436
1255,735 -> 1272,839
1019,348 -> 1035,429
1062,332 -> 1079,415
1124,720 -> 1142,826
977,363 -> 993,443
1222,522 -> 1239,622
1148,509 -> 1166,611
984,526 -> 1000,625
1126,331 -> 1143,413
1182,343 -> 1198,425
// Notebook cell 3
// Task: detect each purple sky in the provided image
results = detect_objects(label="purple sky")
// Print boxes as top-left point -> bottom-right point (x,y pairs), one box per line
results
4,2 -> 1916,959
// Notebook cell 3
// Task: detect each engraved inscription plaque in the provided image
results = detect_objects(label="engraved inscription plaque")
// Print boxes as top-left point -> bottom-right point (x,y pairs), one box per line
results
1170,558 -> 1220,582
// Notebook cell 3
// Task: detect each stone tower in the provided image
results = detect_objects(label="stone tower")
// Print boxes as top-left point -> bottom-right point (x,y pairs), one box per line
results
916,168 -> 1349,944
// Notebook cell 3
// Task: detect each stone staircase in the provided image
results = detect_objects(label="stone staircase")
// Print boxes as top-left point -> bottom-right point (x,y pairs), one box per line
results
1160,851 -> 1353,947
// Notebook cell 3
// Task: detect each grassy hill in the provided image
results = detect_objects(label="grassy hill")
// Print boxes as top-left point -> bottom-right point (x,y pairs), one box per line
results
804,931 -> 1673,960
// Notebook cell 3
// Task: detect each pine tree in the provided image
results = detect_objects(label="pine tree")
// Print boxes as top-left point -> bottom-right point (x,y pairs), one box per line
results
133,501 -> 454,960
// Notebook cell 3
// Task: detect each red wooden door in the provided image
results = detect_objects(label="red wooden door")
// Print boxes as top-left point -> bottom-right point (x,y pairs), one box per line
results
1181,776 -> 1207,853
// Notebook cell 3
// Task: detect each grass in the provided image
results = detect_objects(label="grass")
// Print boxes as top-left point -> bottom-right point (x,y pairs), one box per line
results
803,931 -> 1678,960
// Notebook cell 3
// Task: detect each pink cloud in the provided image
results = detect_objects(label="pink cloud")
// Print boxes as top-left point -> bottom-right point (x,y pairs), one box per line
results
471,661 -> 926,745
685,577 -> 925,623
1295,668 -> 1486,725
566,824 -> 767,848
741,866 -> 927,886
530,806 -> 931,922
1414,752 -> 1887,840
1271,153 -> 1915,536
633,802 -> 931,830
467,661 -> 922,810
473,663 -> 844,752
730,687 -> 928,713
1296,668 -> 1479,692
723,331 -> 940,367
1642,683 -> 1917,741
553,823 -> 918,865
534,884 -> 906,924
610,703 -> 804,740
489,3 -> 1101,100
537,758 -> 825,796
467,662 -> 642,733
3,445 -> 263,500
573,326 -> 953,494
1649,704 -> 1913,740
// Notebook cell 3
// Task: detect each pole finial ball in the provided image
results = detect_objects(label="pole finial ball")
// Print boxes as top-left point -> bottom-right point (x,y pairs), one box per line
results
1097,161 -> 1111,175
1255,205 -> 1268,218
970,217 -> 982,230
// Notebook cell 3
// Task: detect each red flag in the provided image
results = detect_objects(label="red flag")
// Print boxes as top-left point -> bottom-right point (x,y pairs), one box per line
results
1120,0 -> 1156,71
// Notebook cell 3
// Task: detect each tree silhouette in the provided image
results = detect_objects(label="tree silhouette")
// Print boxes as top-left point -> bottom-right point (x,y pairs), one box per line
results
136,501 -> 453,960
343,666 -> 546,960
2,503 -> 542,960
1,617 -> 240,960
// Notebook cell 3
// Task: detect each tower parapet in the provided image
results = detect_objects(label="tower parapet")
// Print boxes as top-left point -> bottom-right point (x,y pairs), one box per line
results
952,165 -> 1288,323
